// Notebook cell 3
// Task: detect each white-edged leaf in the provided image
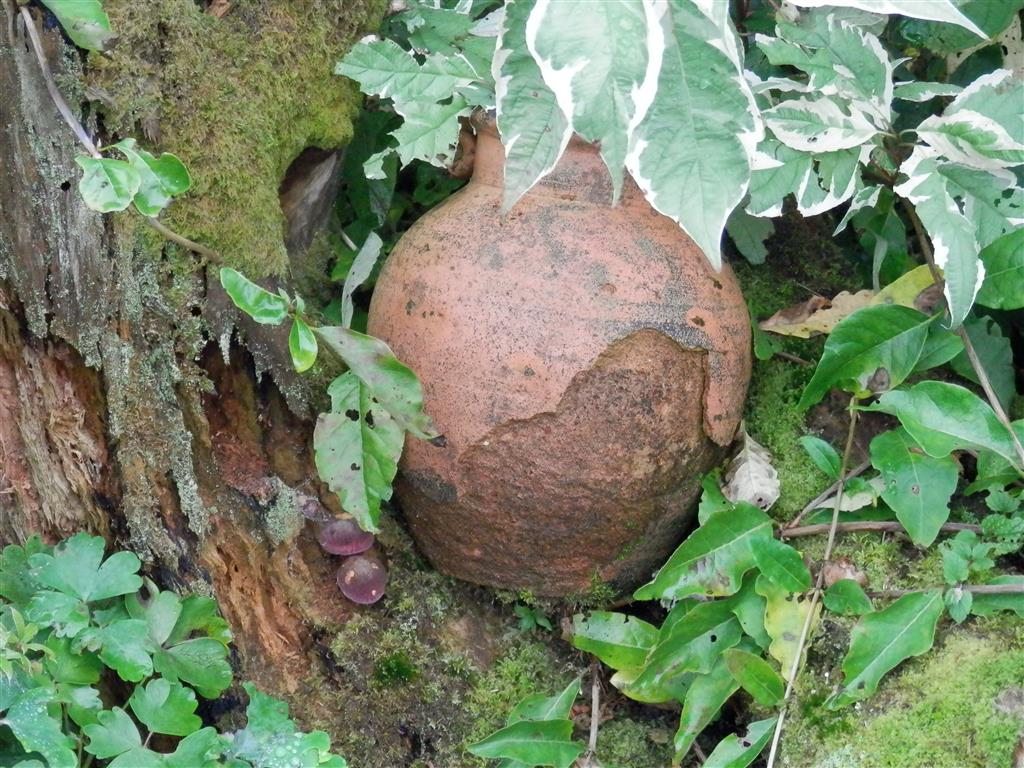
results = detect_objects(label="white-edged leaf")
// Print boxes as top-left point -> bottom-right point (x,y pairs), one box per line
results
894,81 -> 963,101
764,97 -> 878,153
335,38 -> 477,103
390,97 -> 472,170
788,0 -> 985,38
341,233 -> 383,329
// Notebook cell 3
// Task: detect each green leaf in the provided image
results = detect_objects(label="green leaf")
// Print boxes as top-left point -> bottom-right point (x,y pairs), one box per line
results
0,537 -> 50,605
340,233 -> 383,330
626,0 -> 759,267
823,579 -> 874,616
75,156 -> 141,213
493,0 -> 571,212
950,315 -> 1016,411
757,576 -> 820,681
674,651 -> 741,758
698,470 -> 733,524
792,0 -> 985,36
828,590 -> 943,708
799,435 -> 841,479
912,324 -> 964,373
570,612 -> 658,671
288,318 -> 318,373
44,636 -> 102,684
866,381 -> 1020,470
528,0 -> 652,202
335,38 -> 477,104
727,208 -> 774,266
798,305 -> 932,409
112,139 -> 191,216
97,619 -> 155,682
893,81 -> 964,101
869,429 -> 960,547
38,0 -> 114,51
154,638 -> 232,698
125,589 -> 183,647
28,533 -> 142,603
977,228 -> 1024,309
166,595 -> 232,647
128,678 -> 201,737
634,503 -> 773,601
2,688 -> 76,768
944,586 -> 973,623
722,648 -> 784,707
467,719 -> 584,768
383,96 -> 472,173
899,0 -> 1021,53
314,372 -> 404,532
60,684 -> 103,728
83,707 -> 142,760
750,537 -> 811,593
25,591 -> 89,638
729,575 -> 772,651
164,728 -> 225,768
970,576 -> 1024,617
703,716 -> 777,768
506,679 -> 581,724
219,268 -> 290,325
313,326 -> 437,439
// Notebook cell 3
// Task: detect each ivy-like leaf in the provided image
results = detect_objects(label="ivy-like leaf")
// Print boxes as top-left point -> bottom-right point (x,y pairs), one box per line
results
219,268 -> 290,325
824,579 -> 874,616
869,429 -> 960,547
83,707 -> 142,760
722,648 -> 784,707
76,156 -> 141,213
128,678 -> 201,737
153,638 -> 232,698
28,533 -> 142,604
25,590 -> 89,638
799,304 -> 932,408
125,589 -> 183,647
163,728 -> 225,768
2,688 -> 77,768
0,537 -> 50,606
702,716 -> 777,768
39,0 -> 115,51
313,326 -> 437,439
634,503 -> 773,601
750,537 -> 811,593
97,619 -> 155,682
314,372 -> 404,532
288,318 -> 319,373
828,590 -> 943,708
569,612 -> 658,671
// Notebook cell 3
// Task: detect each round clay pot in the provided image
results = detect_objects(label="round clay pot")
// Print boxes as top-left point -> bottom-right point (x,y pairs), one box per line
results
367,119 -> 751,596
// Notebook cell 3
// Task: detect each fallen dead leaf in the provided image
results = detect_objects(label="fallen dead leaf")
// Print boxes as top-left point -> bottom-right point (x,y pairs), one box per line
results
723,429 -> 780,511
760,291 -> 874,338
821,556 -> 868,588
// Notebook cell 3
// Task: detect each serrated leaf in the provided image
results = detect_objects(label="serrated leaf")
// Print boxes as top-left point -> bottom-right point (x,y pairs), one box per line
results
824,579 -> 874,616
493,0 -> 571,212
39,0 -> 114,51
314,372 -> 404,532
764,97 -> 877,153
634,503 -> 773,601
626,0 -> 760,267
569,612 -> 657,670
789,0 -> 985,37
799,304 -> 932,408
703,716 -> 777,768
335,38 -> 477,103
25,591 -> 89,638
313,326 -> 437,439
164,727 -> 225,768
467,719 -> 583,768
751,537 -> 811,593
977,228 -> 1024,309
869,429 -> 959,546
867,381 -> 1020,469
288,318 -> 318,373
799,435 -> 841,479
341,233 -> 383,330
84,707 -> 141,759
723,432 -> 780,511
129,678 -> 201,737
113,139 -> 191,216
125,589 -> 182,647
28,533 -> 142,604
97,619 -> 155,682
44,636 -> 101,685
76,156 -> 140,213
219,268 -> 290,325
828,590 -> 943,708
2,688 -> 76,768
154,638 -> 232,698
722,649 -> 784,706
970,575 -> 1024,617
673,650 -> 741,758
757,576 -> 820,681
528,0 -> 654,203
389,97 -> 471,171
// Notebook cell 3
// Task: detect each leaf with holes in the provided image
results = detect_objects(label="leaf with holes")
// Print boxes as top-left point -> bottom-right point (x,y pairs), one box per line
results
702,716 -> 777,768
757,575 -> 820,681
869,429 -> 959,547
799,304 -> 932,408
40,0 -> 115,51
314,372 -> 404,533
313,326 -> 437,439
828,589 -> 943,707
75,156 -> 141,213
570,612 -> 658,670
634,503 -> 773,601
722,648 -> 784,707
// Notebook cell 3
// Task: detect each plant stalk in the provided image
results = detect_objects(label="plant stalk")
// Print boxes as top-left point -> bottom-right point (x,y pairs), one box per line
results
785,460 -> 870,530
869,583 -> 1024,599
781,521 -> 981,539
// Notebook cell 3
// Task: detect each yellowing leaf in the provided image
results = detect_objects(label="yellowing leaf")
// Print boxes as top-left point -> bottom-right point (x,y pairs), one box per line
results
756,576 -> 820,681
760,290 -> 874,338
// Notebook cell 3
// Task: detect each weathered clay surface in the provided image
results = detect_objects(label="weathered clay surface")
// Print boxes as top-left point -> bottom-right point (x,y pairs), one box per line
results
368,123 -> 751,595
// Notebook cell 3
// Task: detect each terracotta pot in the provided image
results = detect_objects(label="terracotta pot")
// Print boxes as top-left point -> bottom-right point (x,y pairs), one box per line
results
367,120 -> 751,596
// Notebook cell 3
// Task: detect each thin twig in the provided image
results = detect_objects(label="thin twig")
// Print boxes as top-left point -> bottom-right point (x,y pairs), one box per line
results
903,202 -> 1024,470
586,660 -> 601,759
868,583 -> 1024,599
340,229 -> 359,252
785,460 -> 871,530
19,6 -> 100,157
776,351 -> 813,366
144,217 -> 219,260
692,741 -> 707,764
781,520 -> 981,539
766,397 -> 859,767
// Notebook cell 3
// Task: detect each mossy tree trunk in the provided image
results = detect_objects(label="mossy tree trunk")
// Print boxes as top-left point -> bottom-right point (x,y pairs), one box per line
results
0,0 -> 383,710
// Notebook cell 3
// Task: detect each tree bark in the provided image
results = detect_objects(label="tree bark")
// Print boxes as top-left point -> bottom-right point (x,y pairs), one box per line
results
0,0 -> 381,711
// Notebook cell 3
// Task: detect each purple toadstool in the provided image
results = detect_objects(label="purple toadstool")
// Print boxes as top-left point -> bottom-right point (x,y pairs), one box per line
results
336,555 -> 388,605
318,518 -> 374,556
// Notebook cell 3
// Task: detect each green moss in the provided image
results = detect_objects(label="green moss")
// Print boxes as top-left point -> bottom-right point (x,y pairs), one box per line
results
781,619 -> 1024,767
373,652 -> 419,686
596,717 -> 675,768
88,0 -> 386,276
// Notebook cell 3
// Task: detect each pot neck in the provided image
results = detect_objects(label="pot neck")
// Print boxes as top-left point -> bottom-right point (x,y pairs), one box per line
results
472,123 -> 648,207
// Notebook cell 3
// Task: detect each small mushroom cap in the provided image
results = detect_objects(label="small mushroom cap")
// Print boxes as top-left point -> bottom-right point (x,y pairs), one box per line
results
318,519 -> 375,556
336,556 -> 388,605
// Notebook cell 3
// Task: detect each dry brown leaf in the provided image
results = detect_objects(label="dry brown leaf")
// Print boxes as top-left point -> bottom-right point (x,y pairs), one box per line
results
723,429 -> 780,511
760,290 -> 874,338
821,557 -> 868,588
